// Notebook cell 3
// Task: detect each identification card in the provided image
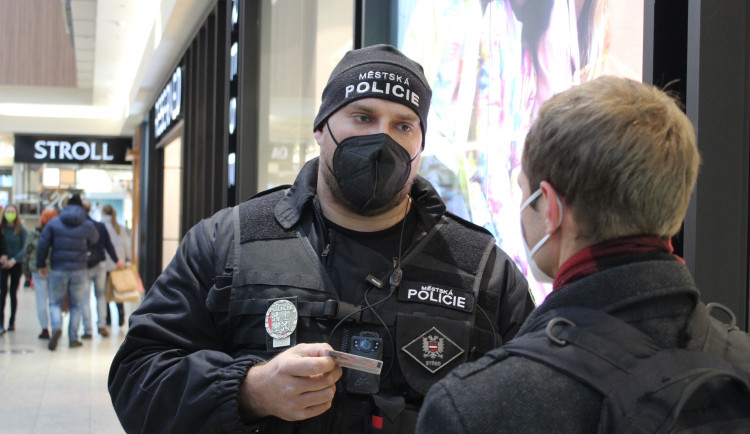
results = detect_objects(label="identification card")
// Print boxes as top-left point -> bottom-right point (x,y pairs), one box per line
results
325,349 -> 383,375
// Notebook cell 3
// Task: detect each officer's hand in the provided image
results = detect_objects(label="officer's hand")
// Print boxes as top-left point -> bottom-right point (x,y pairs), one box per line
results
239,343 -> 342,422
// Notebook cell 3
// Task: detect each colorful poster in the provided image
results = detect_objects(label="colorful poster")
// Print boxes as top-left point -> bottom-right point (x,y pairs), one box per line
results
398,0 -> 644,304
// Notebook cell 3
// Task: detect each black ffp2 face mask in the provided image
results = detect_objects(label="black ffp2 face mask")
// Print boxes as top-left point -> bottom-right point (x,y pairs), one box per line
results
326,123 -> 417,213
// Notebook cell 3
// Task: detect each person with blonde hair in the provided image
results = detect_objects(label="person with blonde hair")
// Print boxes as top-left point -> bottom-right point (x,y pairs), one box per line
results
24,207 -> 58,339
101,204 -> 131,330
81,200 -> 122,339
0,204 -> 27,334
416,77 -> 750,433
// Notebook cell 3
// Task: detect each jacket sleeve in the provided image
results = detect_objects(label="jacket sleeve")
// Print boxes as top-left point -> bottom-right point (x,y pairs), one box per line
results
483,246 -> 535,344
13,226 -> 27,263
0,229 -> 7,258
100,224 -> 118,262
36,225 -> 51,269
88,222 -> 99,247
123,231 -> 132,262
108,208 -> 264,433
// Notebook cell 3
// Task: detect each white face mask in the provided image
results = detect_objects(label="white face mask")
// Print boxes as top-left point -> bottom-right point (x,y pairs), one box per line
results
520,188 -> 563,283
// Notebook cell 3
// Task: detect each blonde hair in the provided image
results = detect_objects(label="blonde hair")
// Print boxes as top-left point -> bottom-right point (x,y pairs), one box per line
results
523,76 -> 700,242
102,205 -> 121,235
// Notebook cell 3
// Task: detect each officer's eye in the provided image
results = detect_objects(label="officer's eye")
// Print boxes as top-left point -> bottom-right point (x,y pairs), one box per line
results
398,123 -> 413,133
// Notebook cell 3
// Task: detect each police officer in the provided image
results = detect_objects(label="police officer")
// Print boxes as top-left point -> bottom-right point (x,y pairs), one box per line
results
108,44 -> 533,433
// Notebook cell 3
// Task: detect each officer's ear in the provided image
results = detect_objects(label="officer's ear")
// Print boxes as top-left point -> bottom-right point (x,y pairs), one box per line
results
313,125 -> 326,147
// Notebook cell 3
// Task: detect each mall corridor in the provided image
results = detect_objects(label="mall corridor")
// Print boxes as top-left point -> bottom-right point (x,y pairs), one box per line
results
0,284 -> 129,433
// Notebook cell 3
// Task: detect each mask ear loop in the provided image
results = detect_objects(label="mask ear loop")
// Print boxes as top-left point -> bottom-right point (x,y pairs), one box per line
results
527,190 -> 564,258
322,123 -> 343,182
325,122 -> 341,146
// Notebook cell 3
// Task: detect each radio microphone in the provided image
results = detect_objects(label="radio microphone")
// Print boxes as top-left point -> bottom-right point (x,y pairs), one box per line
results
366,274 -> 385,289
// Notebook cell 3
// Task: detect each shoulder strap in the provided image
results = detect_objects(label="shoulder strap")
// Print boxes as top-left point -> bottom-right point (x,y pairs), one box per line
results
503,307 -> 750,434
682,301 -> 750,371
226,190 -> 294,277
502,307 -> 661,396
232,204 -> 241,274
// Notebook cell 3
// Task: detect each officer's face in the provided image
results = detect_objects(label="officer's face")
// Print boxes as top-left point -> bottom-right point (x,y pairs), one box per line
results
314,98 -> 423,215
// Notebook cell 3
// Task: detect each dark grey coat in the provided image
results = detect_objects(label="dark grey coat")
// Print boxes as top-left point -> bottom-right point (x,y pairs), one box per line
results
416,258 -> 748,433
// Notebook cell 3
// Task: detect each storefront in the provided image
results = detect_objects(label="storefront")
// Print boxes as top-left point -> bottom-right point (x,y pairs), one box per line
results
137,0 -> 354,289
133,0 -> 750,331
12,134 -> 133,231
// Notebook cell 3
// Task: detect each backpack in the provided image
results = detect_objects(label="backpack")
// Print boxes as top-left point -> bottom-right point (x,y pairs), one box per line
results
87,243 -> 102,268
23,228 -> 42,275
500,305 -> 750,433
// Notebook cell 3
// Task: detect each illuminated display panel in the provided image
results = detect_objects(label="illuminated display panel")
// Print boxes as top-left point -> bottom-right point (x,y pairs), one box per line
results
397,0 -> 644,304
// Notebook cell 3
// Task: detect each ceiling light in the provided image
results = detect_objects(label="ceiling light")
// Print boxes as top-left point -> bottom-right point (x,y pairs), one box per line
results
0,103 -> 122,120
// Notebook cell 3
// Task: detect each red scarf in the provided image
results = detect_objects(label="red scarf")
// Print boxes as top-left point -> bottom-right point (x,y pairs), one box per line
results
553,236 -> 684,291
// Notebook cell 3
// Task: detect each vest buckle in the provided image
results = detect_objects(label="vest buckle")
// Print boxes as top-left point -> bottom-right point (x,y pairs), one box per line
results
322,299 -> 339,318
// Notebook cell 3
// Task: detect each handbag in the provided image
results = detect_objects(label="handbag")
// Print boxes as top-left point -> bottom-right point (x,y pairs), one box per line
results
107,265 -> 141,303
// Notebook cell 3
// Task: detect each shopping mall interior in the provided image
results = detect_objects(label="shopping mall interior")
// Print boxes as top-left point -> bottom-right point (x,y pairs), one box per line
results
0,0 -> 749,432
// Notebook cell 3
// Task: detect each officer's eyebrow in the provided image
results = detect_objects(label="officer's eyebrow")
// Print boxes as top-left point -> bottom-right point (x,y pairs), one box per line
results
347,101 -> 419,123
346,100 -> 377,114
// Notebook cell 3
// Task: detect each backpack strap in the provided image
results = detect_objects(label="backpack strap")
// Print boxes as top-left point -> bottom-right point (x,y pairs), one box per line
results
682,301 -> 750,371
231,204 -> 241,274
503,306 -> 750,434
502,307 -> 662,396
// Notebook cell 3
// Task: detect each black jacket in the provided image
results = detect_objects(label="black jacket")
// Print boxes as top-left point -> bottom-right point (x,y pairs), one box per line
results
87,216 -> 118,267
108,158 -> 533,433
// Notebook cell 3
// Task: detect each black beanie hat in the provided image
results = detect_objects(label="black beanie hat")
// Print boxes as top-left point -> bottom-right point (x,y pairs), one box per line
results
313,44 -> 432,146
67,194 -> 83,207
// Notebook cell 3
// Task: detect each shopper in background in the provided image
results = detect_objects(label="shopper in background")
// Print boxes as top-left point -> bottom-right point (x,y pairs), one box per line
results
101,204 -> 131,330
37,194 -> 99,350
0,204 -> 27,334
81,200 -> 122,338
24,207 -> 58,339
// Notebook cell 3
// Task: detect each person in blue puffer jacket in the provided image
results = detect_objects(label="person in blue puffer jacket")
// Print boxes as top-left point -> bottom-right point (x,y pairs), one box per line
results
36,194 -> 98,351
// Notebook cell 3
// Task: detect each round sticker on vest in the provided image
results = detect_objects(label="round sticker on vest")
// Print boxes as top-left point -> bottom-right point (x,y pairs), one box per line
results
265,299 -> 298,348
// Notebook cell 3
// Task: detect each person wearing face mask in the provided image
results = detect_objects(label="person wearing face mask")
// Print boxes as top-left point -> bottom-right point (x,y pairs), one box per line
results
108,44 -> 533,434
0,204 -> 27,334
416,76 -> 750,433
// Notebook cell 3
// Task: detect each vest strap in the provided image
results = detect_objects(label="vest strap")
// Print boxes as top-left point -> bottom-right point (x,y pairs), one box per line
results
231,298 -> 364,322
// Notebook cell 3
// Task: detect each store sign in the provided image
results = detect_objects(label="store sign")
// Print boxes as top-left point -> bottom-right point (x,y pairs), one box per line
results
40,188 -> 83,211
13,134 -> 131,165
154,65 -> 183,139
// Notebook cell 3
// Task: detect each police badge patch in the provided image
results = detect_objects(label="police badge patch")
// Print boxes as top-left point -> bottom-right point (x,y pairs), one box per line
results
401,327 -> 464,374
265,298 -> 298,349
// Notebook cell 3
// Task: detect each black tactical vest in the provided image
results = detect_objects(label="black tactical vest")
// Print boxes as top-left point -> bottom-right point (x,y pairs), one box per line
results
206,189 -> 499,433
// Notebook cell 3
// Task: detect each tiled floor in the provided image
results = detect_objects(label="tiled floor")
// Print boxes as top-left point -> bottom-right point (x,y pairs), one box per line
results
0,285 -> 134,433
